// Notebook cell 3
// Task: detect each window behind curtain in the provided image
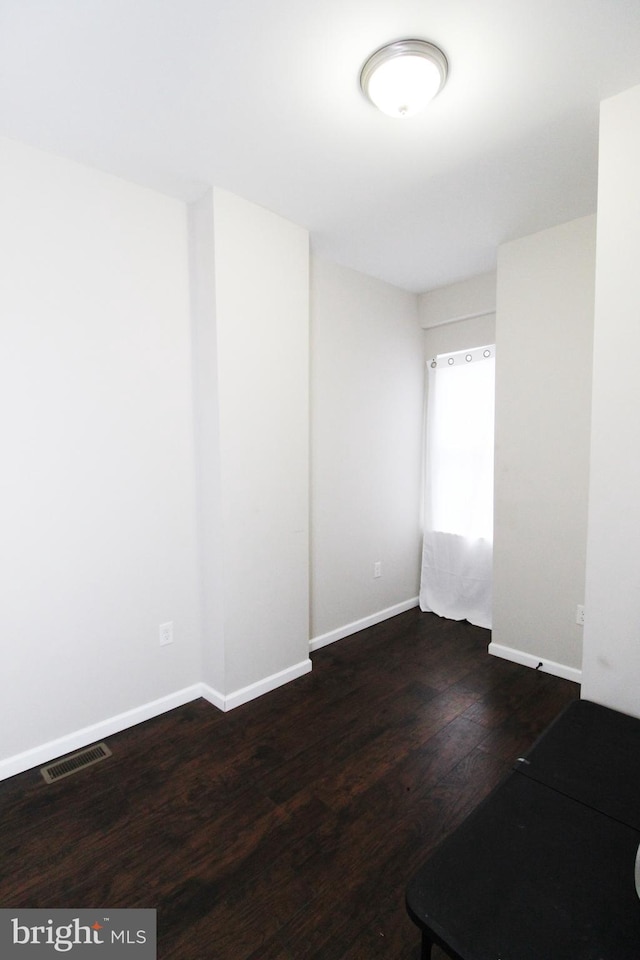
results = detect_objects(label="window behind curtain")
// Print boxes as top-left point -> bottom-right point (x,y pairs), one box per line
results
426,346 -> 495,541
419,345 -> 495,629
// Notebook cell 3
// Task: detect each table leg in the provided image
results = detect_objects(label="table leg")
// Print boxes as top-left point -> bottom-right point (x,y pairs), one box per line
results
420,931 -> 432,960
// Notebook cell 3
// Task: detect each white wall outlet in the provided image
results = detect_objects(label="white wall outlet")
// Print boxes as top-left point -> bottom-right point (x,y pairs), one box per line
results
576,605 -> 585,626
373,561 -> 382,578
159,621 -> 174,646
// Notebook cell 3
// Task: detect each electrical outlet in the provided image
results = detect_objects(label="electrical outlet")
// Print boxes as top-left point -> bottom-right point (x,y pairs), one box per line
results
159,621 -> 174,646
576,605 -> 585,626
373,561 -> 382,578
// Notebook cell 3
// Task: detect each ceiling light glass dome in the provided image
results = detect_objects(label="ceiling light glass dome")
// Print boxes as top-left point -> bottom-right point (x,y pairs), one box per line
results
360,39 -> 448,118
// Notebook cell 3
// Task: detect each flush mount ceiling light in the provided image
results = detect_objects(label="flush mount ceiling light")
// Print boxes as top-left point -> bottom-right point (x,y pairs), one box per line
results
360,39 -> 448,118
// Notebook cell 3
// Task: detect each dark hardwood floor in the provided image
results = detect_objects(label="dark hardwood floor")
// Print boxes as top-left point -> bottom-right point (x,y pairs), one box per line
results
0,609 -> 579,959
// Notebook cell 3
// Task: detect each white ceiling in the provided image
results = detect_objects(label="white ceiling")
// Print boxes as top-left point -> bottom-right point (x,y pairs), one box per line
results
2,0 -> 640,293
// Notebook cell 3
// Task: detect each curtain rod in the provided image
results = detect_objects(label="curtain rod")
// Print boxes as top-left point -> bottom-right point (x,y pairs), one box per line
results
422,309 -> 495,330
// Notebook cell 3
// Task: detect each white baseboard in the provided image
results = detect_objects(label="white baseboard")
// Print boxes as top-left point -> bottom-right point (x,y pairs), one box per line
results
0,659 -> 316,781
310,597 -> 419,652
0,684 -> 204,783
200,684 -> 226,712
488,642 -> 582,685
220,658 -> 312,711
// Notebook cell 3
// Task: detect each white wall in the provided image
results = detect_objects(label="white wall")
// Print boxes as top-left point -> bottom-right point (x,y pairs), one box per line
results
1,140 -> 422,777
582,84 -> 640,717
423,316 -> 496,360
188,191 -> 225,695
310,256 -> 424,644
213,189 -> 310,695
419,272 -> 497,330
493,215 -> 596,679
420,271 -> 496,360
0,137 -> 202,767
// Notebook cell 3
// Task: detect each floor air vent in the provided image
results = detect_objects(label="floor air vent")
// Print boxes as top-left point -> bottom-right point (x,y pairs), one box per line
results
41,743 -> 112,784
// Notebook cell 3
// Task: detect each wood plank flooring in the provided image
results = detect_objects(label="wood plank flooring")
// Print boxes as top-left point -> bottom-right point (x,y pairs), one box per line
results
0,609 -> 579,959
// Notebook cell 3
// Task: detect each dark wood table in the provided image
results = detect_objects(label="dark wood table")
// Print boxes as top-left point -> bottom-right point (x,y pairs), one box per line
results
406,700 -> 640,959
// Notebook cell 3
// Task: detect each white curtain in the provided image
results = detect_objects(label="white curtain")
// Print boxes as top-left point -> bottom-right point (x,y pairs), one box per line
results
419,346 -> 495,629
